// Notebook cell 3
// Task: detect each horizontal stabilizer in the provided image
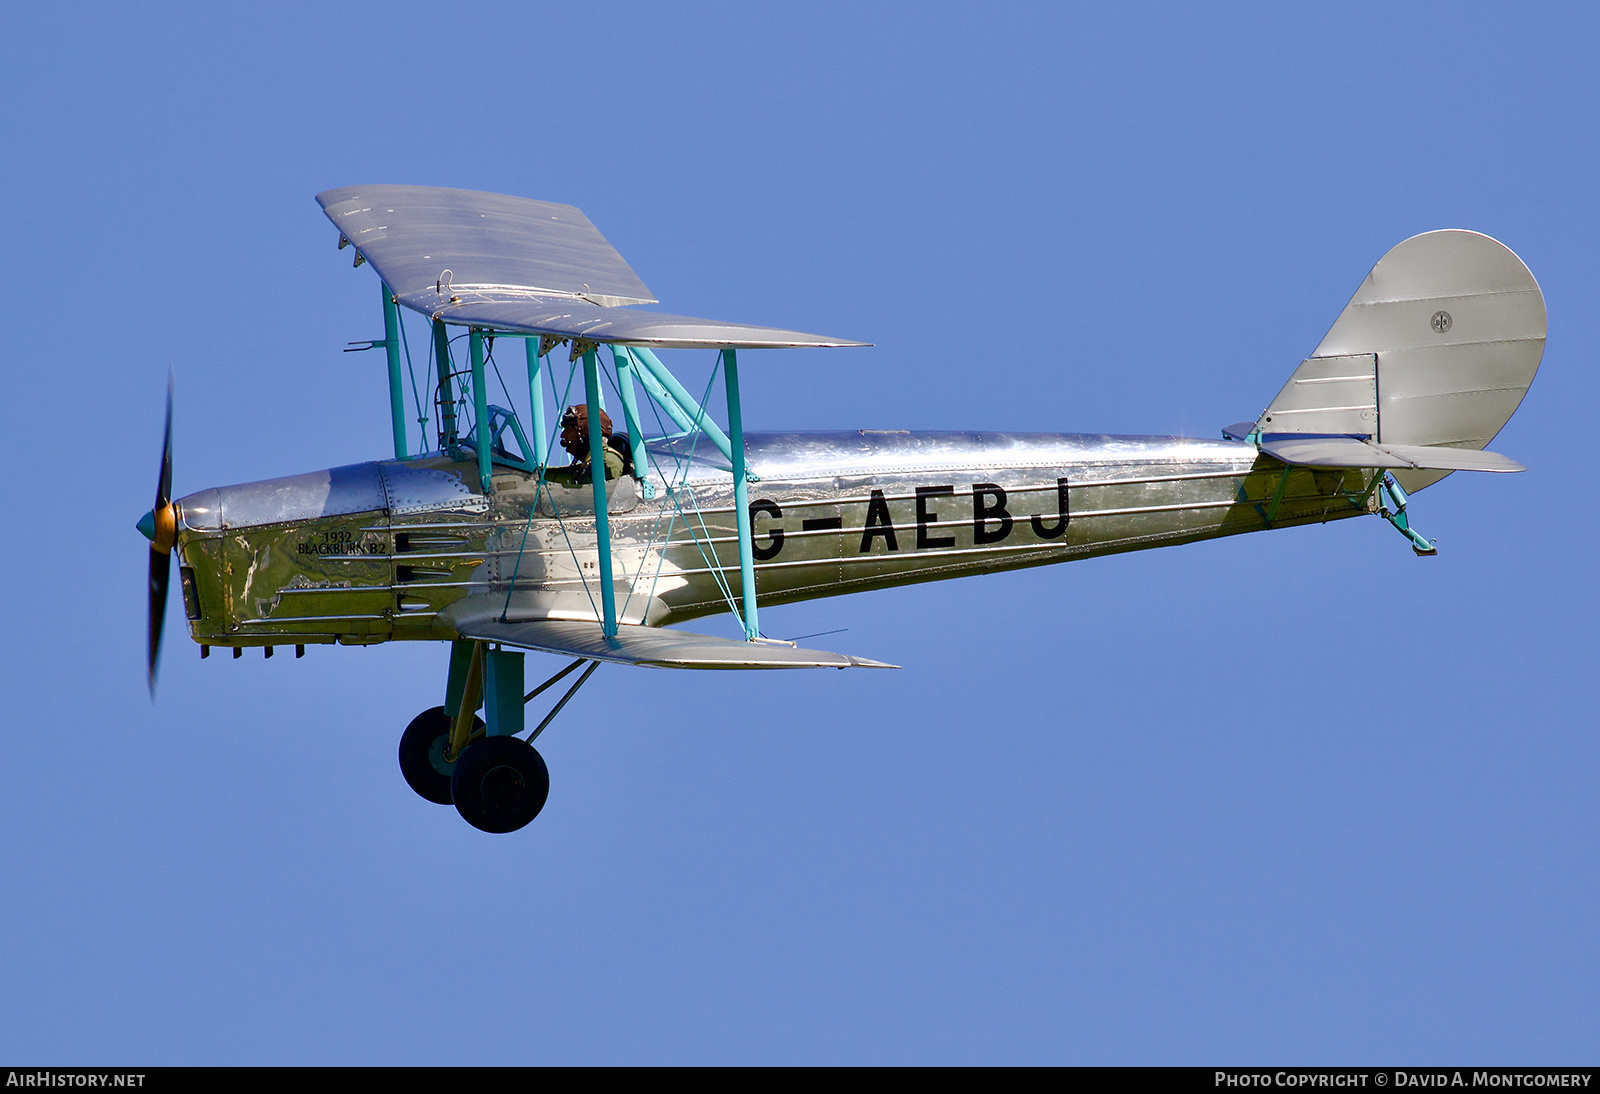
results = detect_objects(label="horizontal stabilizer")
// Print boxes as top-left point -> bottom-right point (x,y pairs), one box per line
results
1260,435 -> 1524,473
458,619 -> 897,670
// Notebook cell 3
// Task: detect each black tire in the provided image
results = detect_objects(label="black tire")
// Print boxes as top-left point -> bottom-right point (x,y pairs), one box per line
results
398,706 -> 481,805
450,735 -> 550,833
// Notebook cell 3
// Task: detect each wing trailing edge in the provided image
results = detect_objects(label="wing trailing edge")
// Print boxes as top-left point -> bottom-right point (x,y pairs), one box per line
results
457,619 -> 897,670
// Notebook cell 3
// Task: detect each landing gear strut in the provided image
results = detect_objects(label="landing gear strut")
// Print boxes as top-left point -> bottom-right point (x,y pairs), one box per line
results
396,642 -> 599,833
1378,473 -> 1437,556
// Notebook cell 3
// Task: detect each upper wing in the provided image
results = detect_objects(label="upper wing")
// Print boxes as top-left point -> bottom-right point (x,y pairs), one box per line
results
457,618 -> 897,670
317,185 -> 866,349
318,184 -> 657,307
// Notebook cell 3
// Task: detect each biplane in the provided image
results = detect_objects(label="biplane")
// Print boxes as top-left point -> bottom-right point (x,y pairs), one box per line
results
139,186 -> 1546,832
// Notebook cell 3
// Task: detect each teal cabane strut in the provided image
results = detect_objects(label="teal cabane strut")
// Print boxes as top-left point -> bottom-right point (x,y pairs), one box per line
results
582,346 -> 619,638
567,343 -> 759,642
609,346 -> 652,499
342,281 -> 409,458
470,328 -> 491,493
630,347 -> 734,463
526,339 -> 548,469
381,283 -> 407,459
370,290 -> 768,645
723,348 -> 759,640
432,319 -> 457,447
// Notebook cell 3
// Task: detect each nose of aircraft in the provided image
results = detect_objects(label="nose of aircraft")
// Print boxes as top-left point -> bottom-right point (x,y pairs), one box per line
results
145,376 -> 176,697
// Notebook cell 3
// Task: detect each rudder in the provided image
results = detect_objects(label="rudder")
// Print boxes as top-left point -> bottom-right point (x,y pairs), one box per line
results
1255,230 -> 1546,491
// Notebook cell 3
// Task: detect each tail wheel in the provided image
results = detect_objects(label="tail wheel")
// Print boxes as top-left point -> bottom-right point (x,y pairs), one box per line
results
398,706 -> 481,805
450,735 -> 550,833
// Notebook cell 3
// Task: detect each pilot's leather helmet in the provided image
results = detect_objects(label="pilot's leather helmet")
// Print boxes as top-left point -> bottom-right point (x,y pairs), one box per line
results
560,405 -> 613,437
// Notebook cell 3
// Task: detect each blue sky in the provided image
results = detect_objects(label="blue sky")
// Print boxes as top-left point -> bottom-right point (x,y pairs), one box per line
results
2,1 -> 1596,1064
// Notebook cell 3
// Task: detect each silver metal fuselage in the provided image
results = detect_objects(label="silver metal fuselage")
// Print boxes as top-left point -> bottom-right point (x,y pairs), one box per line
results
173,431 -> 1376,648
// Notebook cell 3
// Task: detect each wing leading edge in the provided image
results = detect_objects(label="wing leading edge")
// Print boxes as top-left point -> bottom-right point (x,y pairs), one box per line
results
458,619 -> 897,670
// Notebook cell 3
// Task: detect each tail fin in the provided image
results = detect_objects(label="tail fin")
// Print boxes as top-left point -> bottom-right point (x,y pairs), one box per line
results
1250,230 -> 1546,491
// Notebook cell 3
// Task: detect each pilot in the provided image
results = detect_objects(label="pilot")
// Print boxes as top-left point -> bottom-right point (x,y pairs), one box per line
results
557,405 -> 626,484
607,431 -> 636,477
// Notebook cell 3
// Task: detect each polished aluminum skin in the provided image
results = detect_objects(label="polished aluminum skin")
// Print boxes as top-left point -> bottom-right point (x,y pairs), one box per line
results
167,225 -> 1544,660
174,430 -> 1376,651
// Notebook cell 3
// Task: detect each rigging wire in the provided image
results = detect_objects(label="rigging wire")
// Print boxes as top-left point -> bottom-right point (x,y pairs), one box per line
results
614,351 -> 743,626
614,347 -> 747,628
676,355 -> 745,625
493,345 -> 751,636
439,332 -> 472,438
612,348 -> 691,623
500,356 -> 596,623
394,304 -> 429,446
615,349 -> 705,619
483,339 -> 527,461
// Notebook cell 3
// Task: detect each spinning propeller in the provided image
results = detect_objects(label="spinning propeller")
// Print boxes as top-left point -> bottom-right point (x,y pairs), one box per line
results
137,376 -> 176,696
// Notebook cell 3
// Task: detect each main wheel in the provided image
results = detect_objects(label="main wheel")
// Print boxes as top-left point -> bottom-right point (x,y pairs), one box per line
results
398,706 -> 482,805
450,735 -> 550,833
